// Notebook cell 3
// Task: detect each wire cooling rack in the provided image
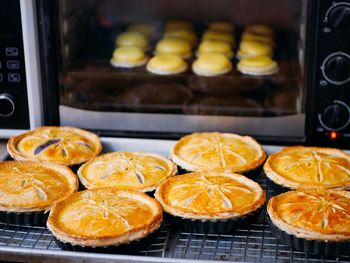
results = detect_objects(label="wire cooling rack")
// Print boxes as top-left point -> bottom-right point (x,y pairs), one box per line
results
0,138 -> 349,263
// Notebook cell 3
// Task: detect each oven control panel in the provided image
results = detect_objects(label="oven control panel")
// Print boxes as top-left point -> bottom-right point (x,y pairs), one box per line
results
0,0 -> 30,130
312,0 -> 350,143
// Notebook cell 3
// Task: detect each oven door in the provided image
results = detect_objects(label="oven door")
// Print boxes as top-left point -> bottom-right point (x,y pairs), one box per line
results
37,0 -> 310,143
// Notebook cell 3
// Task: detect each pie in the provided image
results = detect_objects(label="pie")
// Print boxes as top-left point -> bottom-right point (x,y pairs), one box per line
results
196,40 -> 233,59
192,52 -> 232,76
237,40 -> 273,59
0,161 -> 78,212
47,188 -> 163,247
237,56 -> 278,76
208,22 -> 235,33
115,31 -> 149,50
171,132 -> 266,173
78,152 -> 177,192
264,146 -> 350,190
155,37 -> 192,59
267,190 -> 350,241
146,54 -> 188,75
7,126 -> 102,166
155,171 -> 265,220
110,46 -> 148,68
202,30 -> 235,47
164,29 -> 198,47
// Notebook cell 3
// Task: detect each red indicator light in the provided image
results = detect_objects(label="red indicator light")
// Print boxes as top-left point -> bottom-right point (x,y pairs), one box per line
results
330,131 -> 337,140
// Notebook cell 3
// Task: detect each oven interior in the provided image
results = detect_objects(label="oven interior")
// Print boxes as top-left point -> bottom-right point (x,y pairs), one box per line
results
56,0 -> 307,138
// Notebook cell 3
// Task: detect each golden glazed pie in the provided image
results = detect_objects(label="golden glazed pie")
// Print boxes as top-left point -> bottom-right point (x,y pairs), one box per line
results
146,54 -> 188,75
171,132 -> 266,173
155,37 -> 192,59
7,126 -> 102,166
78,152 -> 177,192
0,161 -> 78,212
47,188 -> 163,247
268,190 -> 350,241
237,56 -> 278,76
115,31 -> 149,50
155,171 -> 266,220
192,52 -> 232,76
264,146 -> 350,190
208,21 -> 235,33
110,46 -> 148,68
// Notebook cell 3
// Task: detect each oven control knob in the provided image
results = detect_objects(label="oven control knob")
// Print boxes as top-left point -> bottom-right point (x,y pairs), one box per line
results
0,93 -> 15,117
327,3 -> 350,31
320,101 -> 350,131
321,52 -> 350,85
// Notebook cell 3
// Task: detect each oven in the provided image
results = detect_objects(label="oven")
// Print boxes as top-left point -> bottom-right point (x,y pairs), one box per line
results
0,0 -> 349,147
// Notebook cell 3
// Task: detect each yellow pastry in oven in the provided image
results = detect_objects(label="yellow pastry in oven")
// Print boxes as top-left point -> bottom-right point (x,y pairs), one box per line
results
146,54 -> 187,75
110,46 -> 148,68
208,21 -> 235,33
115,31 -> 149,50
202,30 -> 235,46
237,56 -> 278,76
126,23 -> 156,39
237,40 -> 273,59
165,20 -> 193,31
192,52 -> 232,76
196,40 -> 233,58
241,31 -> 275,47
245,24 -> 274,37
164,29 -> 197,47
155,37 -> 192,59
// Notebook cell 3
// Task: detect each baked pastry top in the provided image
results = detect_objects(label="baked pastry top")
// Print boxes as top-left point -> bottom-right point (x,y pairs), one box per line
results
164,29 -> 197,47
47,188 -> 163,247
110,46 -> 148,68
196,40 -> 233,58
192,52 -> 232,76
115,31 -> 149,50
171,132 -> 266,173
208,21 -> 235,33
0,161 -> 78,212
155,171 -> 265,220
155,37 -> 192,59
267,190 -> 350,241
264,146 -> 350,190
202,30 -> 235,46
7,126 -> 102,166
237,56 -> 278,76
78,152 -> 177,192
127,23 -> 156,39
146,54 -> 187,75
237,40 -> 273,59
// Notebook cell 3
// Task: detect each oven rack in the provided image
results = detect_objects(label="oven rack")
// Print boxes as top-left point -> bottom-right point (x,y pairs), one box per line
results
0,139 -> 349,263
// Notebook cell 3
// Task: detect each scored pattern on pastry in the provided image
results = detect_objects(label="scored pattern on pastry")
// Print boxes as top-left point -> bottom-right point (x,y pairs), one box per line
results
171,132 -> 265,172
78,152 -> 176,191
14,127 -> 99,165
271,191 -> 350,235
52,190 -> 159,238
268,147 -> 350,188
156,172 -> 265,217
0,162 -> 76,209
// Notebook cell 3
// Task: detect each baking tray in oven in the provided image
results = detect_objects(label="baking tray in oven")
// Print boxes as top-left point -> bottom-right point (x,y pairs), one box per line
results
0,138 -> 349,263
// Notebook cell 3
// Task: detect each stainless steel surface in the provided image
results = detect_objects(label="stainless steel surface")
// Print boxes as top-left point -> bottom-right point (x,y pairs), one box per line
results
60,106 -> 306,137
0,137 -> 348,263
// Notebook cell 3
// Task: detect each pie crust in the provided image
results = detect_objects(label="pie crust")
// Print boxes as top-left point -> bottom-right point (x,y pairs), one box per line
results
7,126 -> 102,166
0,161 -> 78,212
77,152 -> 177,192
264,146 -> 350,190
47,188 -> 163,247
267,190 -> 350,241
155,171 -> 266,220
171,132 -> 266,173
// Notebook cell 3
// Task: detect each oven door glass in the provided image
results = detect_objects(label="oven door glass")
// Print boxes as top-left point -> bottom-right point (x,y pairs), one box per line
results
56,0 -> 307,139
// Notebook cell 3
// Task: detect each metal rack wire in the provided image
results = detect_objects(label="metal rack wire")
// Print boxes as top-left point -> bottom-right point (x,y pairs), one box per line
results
0,175 -> 349,263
